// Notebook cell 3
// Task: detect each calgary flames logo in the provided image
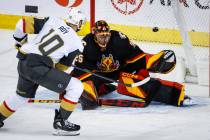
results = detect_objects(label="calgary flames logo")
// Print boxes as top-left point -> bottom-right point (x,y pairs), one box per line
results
97,54 -> 120,72
111,0 -> 144,15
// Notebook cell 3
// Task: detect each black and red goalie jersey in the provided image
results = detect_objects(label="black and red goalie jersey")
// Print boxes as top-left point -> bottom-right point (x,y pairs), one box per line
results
74,30 -> 146,79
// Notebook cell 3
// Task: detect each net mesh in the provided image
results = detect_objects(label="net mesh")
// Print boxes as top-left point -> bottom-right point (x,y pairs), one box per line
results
95,0 -> 209,48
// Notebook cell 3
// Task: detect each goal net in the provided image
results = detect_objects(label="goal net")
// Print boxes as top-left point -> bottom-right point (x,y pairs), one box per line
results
87,0 -> 209,85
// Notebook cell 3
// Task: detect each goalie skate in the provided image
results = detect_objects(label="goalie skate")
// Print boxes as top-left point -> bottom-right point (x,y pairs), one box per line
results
181,95 -> 195,106
52,109 -> 80,136
0,113 -> 5,128
0,121 -> 4,128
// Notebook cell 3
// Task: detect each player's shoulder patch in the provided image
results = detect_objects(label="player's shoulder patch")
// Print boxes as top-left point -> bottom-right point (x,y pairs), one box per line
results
82,40 -> 87,47
110,30 -> 127,40
129,41 -> 138,48
118,31 -> 127,39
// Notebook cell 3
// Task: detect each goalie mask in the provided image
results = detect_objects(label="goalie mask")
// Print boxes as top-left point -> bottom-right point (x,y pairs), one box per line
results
92,20 -> 111,49
66,7 -> 86,32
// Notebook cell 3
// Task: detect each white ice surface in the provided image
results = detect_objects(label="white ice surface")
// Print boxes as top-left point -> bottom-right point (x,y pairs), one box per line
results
0,29 -> 210,140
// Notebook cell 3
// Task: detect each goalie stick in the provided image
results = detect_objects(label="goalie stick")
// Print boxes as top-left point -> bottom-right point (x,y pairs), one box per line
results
71,65 -> 150,87
28,98 -> 146,107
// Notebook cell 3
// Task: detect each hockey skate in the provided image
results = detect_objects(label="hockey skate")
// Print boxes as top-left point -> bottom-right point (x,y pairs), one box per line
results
53,109 -> 80,136
0,113 -> 5,128
181,95 -> 194,106
0,121 -> 4,128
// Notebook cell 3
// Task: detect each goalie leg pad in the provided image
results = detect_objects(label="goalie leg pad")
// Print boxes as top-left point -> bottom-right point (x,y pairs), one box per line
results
117,72 -> 148,99
79,81 -> 99,110
117,73 -> 162,106
153,79 -> 185,106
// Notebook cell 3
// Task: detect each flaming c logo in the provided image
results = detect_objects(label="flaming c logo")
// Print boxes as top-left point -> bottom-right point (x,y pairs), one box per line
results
97,54 -> 120,72
55,0 -> 83,7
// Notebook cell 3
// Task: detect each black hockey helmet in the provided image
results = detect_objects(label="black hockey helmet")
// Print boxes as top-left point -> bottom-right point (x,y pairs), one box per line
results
92,20 -> 111,49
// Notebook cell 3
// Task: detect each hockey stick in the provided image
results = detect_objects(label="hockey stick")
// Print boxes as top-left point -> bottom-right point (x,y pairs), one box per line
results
71,65 -> 150,87
28,99 -> 61,103
28,98 -> 146,108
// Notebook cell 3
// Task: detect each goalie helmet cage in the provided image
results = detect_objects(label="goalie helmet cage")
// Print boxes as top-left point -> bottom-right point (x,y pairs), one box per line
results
89,0 -> 209,87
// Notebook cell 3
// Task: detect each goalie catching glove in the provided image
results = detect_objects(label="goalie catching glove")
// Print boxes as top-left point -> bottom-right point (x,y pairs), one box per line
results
147,50 -> 176,74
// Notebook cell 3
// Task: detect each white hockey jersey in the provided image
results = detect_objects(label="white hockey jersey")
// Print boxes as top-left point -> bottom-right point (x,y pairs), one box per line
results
14,17 -> 84,64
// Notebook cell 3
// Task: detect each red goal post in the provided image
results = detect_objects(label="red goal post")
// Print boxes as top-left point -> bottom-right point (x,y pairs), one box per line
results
90,0 -> 95,30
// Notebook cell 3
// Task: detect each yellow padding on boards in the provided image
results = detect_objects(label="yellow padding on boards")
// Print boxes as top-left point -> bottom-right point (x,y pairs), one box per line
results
0,14 -> 26,29
0,14 -> 208,47
0,103 -> 14,117
77,21 -> 91,36
0,14 -> 90,36
110,24 -> 209,47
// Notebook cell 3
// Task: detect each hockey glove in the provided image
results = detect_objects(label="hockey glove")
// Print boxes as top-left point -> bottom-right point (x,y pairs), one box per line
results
147,50 -> 176,74
13,34 -> 28,50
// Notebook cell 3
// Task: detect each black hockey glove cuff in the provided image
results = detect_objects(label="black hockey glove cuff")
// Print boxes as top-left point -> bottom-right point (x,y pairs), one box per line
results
13,34 -> 28,50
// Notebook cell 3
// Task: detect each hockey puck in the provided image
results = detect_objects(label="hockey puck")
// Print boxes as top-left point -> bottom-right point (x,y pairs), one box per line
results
152,27 -> 159,32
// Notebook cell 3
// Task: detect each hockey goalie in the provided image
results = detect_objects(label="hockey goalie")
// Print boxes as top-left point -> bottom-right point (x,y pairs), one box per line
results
58,20 -> 191,110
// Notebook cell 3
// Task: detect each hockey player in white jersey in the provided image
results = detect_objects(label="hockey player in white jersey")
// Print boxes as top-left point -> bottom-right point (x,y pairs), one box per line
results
0,7 -> 86,136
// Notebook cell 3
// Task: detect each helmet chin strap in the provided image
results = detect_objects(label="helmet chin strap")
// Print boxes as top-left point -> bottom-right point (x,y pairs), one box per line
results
98,44 -> 107,51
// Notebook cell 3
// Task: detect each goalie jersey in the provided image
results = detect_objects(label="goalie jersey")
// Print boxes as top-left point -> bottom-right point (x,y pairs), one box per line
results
74,30 -> 146,80
14,16 -> 84,69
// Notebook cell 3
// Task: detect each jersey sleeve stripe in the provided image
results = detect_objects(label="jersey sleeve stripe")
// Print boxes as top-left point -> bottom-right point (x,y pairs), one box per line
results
22,18 -> 26,33
126,53 -> 146,64
24,16 -> 35,34
78,73 -> 92,80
